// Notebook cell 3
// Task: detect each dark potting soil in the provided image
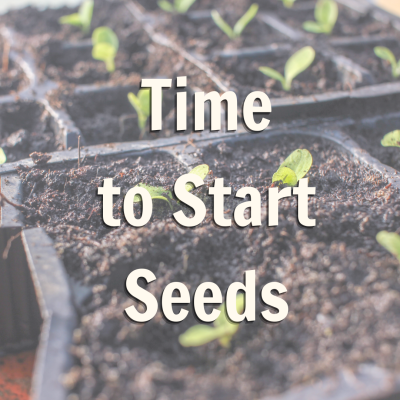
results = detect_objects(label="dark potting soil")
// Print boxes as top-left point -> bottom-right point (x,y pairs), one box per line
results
345,116 -> 400,172
336,40 -> 400,86
48,45 -> 217,145
156,11 -> 286,56
34,2 -> 151,85
216,48 -> 342,100
0,38 -> 28,96
272,2 -> 400,39
0,102 -> 63,163
15,134 -> 400,399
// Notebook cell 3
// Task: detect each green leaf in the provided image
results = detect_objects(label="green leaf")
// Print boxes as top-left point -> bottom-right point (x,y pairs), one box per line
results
381,130 -> 400,147
258,66 -> 285,86
179,325 -> 224,347
59,13 -> 82,27
92,27 -> 119,49
79,0 -> 94,33
59,0 -> 93,33
315,0 -> 338,32
211,10 -> 235,39
92,43 -> 117,72
128,90 -> 152,131
92,27 -> 119,72
158,0 -> 174,12
175,0 -> 196,13
272,166 -> 298,186
282,0 -> 296,8
0,147 -> 6,164
233,3 -> 259,37
185,164 -> 209,191
377,231 -> 400,262
279,148 -> 313,181
302,20 -> 327,34
133,183 -> 172,209
374,46 -> 398,78
284,46 -> 315,90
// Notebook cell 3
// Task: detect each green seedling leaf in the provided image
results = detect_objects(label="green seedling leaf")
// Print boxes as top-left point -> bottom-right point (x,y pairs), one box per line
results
272,166 -> 298,186
374,46 -> 400,78
285,46 -> 315,90
185,164 -> 209,191
381,130 -> 400,147
179,325 -> 224,347
128,89 -> 151,132
175,0 -> 196,13
133,183 -> 173,210
92,27 -> 119,72
212,4 -> 258,39
158,0 -> 175,12
0,147 -> 6,164
273,149 -> 313,186
211,10 -> 235,39
233,4 -> 259,37
259,46 -> 315,91
377,231 -> 400,263
179,294 -> 244,348
303,0 -> 338,35
158,0 -> 195,13
281,0 -> 296,8
59,0 -> 94,34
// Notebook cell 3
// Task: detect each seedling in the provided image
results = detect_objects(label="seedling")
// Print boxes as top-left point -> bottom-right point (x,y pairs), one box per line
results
211,4 -> 259,40
381,130 -> 400,147
133,164 -> 209,209
272,149 -> 312,186
127,89 -> 151,139
374,47 -> 400,78
179,294 -> 244,347
281,0 -> 296,8
0,148 -> 6,165
59,0 -> 94,34
92,27 -> 119,73
303,0 -> 338,35
158,0 -> 196,13
377,231 -> 400,263
259,46 -> 315,91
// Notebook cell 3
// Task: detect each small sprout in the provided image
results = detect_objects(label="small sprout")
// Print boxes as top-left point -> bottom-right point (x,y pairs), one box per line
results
211,4 -> 259,40
158,0 -> 196,13
272,149 -> 313,186
133,164 -> 209,209
59,0 -> 94,34
377,231 -> 400,263
281,0 -> 296,8
179,294 -> 244,348
381,130 -> 400,147
374,47 -> 400,78
0,148 -> 6,164
92,27 -> 119,73
303,0 -> 338,35
128,89 -> 151,139
259,46 -> 315,91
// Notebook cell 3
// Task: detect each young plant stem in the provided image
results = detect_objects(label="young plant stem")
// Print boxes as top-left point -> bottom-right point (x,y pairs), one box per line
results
2,232 -> 21,260
2,40 -> 10,73
139,127 -> 146,140
78,135 -> 81,167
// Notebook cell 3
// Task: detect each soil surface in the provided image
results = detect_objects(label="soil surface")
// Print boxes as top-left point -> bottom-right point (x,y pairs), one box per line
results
16,134 -> 400,399
0,102 -> 63,163
345,115 -> 400,172
48,44 -> 217,145
336,40 -> 400,85
272,2 -> 400,39
156,11 -> 286,56
217,47 -> 342,100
